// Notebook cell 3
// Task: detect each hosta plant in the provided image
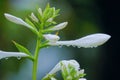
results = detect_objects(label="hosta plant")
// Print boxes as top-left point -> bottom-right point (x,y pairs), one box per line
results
0,4 -> 111,80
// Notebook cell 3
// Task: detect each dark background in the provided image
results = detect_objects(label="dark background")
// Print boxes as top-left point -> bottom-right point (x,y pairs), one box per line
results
100,0 -> 120,80
68,1 -> 120,80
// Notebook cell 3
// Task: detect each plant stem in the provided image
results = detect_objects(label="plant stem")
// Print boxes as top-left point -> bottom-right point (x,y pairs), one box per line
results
32,38 -> 40,80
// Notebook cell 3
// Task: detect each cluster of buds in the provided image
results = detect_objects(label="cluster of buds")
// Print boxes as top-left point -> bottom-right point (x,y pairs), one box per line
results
43,60 -> 86,80
0,4 -> 111,80
1,4 -> 111,60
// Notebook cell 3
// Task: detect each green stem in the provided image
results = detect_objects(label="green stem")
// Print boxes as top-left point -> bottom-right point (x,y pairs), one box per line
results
32,38 -> 40,80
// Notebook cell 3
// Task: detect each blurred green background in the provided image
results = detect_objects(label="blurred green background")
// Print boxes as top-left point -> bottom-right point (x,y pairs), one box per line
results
0,0 -> 116,80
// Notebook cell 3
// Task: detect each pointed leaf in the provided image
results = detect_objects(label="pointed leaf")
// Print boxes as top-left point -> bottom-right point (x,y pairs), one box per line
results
25,18 -> 36,29
13,41 -> 32,56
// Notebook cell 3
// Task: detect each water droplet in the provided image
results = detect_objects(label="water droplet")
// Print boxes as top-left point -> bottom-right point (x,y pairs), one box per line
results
17,57 -> 21,60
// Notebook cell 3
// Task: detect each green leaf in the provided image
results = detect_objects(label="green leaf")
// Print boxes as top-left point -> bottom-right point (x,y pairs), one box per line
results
46,3 -> 50,10
43,4 -> 53,21
25,18 -> 37,30
37,11 -> 43,22
43,4 -> 50,16
55,9 -> 60,17
42,74 -> 56,80
79,73 -> 86,78
13,41 -> 32,56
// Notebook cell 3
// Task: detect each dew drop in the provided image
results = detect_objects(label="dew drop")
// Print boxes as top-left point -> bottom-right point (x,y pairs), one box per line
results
17,57 -> 21,60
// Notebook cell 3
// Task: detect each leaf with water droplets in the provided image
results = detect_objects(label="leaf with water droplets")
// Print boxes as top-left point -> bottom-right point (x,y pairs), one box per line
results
48,33 -> 111,48
0,50 -> 29,60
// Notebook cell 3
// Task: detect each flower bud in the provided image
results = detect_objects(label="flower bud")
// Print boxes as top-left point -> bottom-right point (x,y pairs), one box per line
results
79,78 -> 87,80
50,22 -> 68,31
30,13 -> 38,22
38,8 -> 42,16
49,33 -> 111,48
46,18 -> 53,22
43,34 -> 60,43
4,13 -> 35,31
